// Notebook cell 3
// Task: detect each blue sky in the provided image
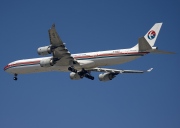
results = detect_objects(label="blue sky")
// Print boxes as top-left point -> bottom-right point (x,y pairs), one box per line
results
0,0 -> 179,128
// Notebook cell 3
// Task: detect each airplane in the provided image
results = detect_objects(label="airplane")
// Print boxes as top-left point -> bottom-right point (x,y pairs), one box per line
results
4,23 -> 174,81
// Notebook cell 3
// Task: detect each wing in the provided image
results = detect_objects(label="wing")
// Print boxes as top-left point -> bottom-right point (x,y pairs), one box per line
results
48,24 -> 77,66
90,67 -> 153,74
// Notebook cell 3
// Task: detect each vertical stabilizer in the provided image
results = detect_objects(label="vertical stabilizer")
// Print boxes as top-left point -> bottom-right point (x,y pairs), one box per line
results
144,23 -> 162,47
132,23 -> 174,54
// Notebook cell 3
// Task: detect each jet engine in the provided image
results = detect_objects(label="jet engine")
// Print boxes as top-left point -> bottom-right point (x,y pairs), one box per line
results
40,58 -> 54,67
70,72 -> 82,80
98,73 -> 116,82
37,45 -> 52,55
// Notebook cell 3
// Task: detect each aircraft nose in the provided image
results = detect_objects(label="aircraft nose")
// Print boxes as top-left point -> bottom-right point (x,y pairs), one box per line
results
4,64 -> 10,71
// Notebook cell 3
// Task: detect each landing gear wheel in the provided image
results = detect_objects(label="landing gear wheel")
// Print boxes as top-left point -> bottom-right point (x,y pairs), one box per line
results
13,74 -> 18,81
68,67 -> 77,73
90,76 -> 94,80
13,77 -> 18,81
85,74 -> 94,80
80,75 -> 84,78
89,76 -> 94,80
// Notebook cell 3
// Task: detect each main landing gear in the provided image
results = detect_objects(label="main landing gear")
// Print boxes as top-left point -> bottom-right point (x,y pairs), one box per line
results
13,74 -> 18,81
68,67 -> 77,73
68,67 -> 94,80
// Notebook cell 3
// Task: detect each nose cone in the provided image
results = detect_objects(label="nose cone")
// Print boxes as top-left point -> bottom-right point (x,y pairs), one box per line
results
4,62 -> 13,73
4,64 -> 9,71
4,63 -> 14,74
4,60 -> 18,74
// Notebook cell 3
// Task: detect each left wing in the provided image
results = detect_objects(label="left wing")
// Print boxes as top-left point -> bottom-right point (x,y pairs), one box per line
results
48,24 -> 78,66
90,67 -> 153,74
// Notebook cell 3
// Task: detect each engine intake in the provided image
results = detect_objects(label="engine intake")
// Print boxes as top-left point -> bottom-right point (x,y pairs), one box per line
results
37,45 -> 52,55
70,72 -> 82,80
99,73 -> 116,82
40,58 -> 54,67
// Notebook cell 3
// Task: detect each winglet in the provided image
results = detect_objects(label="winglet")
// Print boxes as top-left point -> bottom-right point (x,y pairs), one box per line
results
147,68 -> 153,72
52,23 -> 55,28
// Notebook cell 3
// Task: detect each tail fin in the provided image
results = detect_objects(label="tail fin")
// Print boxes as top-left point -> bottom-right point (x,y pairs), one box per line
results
132,23 -> 162,50
144,23 -> 162,47
132,23 -> 175,54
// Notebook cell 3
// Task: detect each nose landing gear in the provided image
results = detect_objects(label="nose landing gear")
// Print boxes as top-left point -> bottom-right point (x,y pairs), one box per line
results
13,74 -> 18,81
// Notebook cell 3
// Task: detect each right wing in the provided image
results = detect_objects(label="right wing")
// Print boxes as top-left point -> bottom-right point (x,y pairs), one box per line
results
90,67 -> 153,74
86,67 -> 153,81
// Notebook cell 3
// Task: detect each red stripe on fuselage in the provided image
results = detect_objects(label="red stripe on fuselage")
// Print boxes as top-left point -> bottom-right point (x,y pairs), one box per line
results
4,52 -> 149,71
4,60 -> 40,71
73,52 -> 148,59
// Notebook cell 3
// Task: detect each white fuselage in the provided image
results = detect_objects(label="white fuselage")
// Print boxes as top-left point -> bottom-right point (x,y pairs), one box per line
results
4,48 -> 148,75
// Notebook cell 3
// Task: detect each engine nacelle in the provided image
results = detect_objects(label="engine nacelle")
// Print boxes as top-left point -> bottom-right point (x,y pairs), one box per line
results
99,73 -> 115,82
37,45 -> 51,55
70,72 -> 82,80
40,58 -> 54,67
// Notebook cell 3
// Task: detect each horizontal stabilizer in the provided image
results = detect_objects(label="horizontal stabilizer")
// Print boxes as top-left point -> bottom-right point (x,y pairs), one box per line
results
137,37 -> 175,54
147,49 -> 175,54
